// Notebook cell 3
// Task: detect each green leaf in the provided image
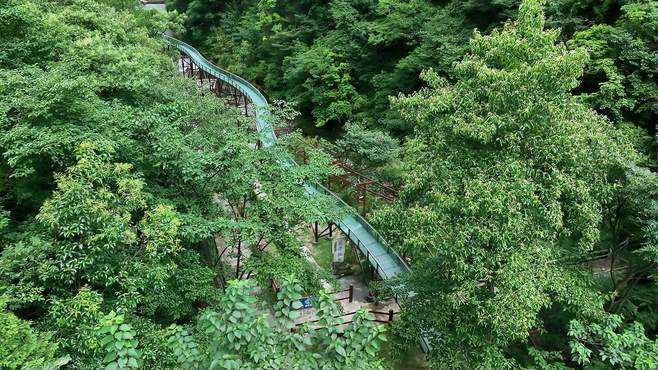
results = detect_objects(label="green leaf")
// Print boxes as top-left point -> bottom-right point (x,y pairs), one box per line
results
101,335 -> 114,346
103,352 -> 117,364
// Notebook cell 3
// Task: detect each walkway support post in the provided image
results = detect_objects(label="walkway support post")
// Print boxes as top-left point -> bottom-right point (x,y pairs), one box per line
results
360,184 -> 367,218
348,285 -> 354,303
388,309 -> 394,322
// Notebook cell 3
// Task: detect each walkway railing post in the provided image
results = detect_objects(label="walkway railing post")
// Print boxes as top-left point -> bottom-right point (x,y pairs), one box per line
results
348,285 -> 353,303
388,309 -> 394,322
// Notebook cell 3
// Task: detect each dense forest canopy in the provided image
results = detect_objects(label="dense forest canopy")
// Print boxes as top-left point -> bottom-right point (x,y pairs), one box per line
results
1,0 -> 656,368
168,0 -> 656,145
1,1 -> 387,368
373,1 -> 656,367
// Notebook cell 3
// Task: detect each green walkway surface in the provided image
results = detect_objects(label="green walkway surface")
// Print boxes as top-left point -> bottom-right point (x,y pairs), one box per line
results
167,37 -> 410,281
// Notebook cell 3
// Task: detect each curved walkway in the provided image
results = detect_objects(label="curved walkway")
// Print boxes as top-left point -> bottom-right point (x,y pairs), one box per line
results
165,36 -> 431,353
166,37 -> 410,281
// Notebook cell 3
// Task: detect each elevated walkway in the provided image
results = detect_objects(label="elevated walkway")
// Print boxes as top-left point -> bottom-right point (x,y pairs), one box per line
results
165,36 -> 430,353
167,37 -> 410,280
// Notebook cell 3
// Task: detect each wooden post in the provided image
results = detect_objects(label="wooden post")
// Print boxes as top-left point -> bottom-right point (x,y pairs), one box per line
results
388,309 -> 394,322
348,285 -> 354,303
314,221 -> 319,243
328,223 -> 333,237
360,184 -> 367,218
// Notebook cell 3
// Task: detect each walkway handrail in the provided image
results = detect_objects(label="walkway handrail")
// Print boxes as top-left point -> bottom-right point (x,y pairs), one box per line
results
165,36 -> 277,147
314,184 -> 410,274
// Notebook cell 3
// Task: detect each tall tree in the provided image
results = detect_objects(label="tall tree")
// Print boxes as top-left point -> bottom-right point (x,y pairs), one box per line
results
567,0 -> 657,163
372,0 -> 643,367
0,0 -> 341,367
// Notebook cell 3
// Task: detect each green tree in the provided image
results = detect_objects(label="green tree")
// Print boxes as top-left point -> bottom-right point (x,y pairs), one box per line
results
333,121 -> 401,171
567,0 -> 657,163
530,314 -> 658,369
568,314 -> 657,369
167,277 -> 387,369
33,142 -> 183,312
373,0 -> 642,367
286,45 -> 364,127
47,287 -> 104,366
599,164 -> 658,330
0,296 -> 63,369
